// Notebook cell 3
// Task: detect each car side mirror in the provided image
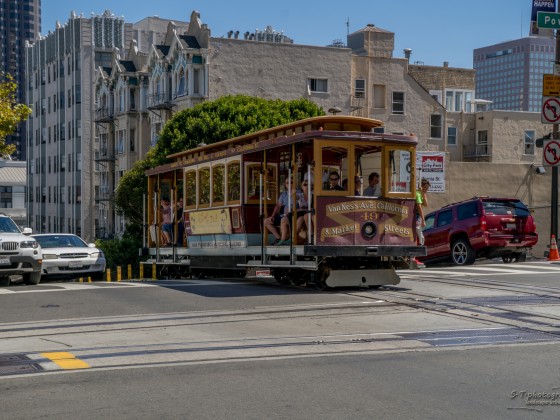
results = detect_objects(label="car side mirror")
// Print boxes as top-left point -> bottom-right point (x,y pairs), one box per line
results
22,227 -> 33,235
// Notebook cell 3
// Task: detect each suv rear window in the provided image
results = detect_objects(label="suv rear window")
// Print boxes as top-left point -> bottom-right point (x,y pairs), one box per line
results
482,200 -> 530,217
457,201 -> 479,220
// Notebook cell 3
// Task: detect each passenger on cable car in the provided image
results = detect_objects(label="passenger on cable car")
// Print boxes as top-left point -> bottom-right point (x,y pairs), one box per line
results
296,180 -> 314,241
328,171 -> 344,191
354,176 -> 362,196
264,177 -> 303,246
363,172 -> 381,197
176,197 -> 184,247
160,197 -> 173,246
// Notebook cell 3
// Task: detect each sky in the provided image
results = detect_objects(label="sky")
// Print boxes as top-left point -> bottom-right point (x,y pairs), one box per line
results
41,0 -> 540,69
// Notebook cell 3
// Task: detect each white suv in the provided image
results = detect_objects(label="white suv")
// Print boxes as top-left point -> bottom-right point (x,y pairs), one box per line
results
0,215 -> 42,286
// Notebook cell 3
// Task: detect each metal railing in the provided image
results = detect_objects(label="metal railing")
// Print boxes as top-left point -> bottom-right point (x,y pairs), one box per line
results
463,144 -> 492,158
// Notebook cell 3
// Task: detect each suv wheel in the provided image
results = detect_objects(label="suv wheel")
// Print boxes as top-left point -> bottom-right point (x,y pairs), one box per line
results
502,252 -> 527,264
23,271 -> 41,285
451,238 -> 476,265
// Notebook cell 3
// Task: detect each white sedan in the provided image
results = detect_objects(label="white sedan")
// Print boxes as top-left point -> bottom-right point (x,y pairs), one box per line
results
32,234 -> 106,280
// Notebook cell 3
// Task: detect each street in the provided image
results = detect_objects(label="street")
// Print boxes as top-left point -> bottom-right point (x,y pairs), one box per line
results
1,260 -> 560,419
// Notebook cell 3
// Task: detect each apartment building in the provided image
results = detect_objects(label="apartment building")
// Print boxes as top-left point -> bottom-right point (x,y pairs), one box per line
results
25,11 -> 134,241
0,0 -> 41,160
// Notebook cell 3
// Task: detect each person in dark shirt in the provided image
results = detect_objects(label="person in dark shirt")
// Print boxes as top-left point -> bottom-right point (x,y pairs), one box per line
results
328,171 -> 344,191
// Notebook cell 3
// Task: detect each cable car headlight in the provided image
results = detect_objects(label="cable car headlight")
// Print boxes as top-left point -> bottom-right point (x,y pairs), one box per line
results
361,222 -> 377,239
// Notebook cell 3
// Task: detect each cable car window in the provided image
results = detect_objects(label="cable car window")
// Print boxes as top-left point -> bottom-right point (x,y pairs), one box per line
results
356,145 -> 382,196
320,143 -> 348,193
185,170 -> 196,208
246,163 -> 276,203
198,167 -> 210,207
213,164 -> 225,206
227,161 -> 240,203
386,148 -> 414,195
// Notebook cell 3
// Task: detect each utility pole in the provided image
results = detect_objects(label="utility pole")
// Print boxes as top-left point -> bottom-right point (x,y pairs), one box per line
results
553,30 -> 560,240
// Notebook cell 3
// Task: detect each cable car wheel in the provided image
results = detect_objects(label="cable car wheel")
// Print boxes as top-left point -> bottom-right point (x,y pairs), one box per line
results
274,269 -> 291,286
313,266 -> 330,291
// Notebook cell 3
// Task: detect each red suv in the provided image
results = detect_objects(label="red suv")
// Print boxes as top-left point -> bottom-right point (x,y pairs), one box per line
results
418,197 -> 538,265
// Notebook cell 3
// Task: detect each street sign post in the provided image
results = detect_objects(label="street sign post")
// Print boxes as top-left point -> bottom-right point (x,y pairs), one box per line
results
538,11 -> 560,29
538,12 -> 560,245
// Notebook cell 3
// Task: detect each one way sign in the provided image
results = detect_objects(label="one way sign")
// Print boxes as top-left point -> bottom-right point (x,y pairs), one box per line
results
542,97 -> 560,124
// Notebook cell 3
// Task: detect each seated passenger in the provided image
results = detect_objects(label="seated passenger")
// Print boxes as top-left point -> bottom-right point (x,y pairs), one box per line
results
328,171 -> 344,191
264,178 -> 303,245
354,176 -> 362,196
363,172 -> 381,197
296,181 -> 314,241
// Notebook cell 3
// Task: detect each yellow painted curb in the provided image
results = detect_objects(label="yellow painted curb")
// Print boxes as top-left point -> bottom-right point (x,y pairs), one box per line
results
41,352 -> 91,370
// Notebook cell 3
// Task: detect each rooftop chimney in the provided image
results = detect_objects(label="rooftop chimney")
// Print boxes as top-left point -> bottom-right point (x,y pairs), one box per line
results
403,48 -> 412,61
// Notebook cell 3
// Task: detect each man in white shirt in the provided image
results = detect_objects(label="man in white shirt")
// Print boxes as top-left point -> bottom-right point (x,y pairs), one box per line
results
363,172 -> 381,197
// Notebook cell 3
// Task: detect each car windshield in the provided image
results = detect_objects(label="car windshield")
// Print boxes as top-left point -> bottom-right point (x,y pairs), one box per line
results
0,217 -> 21,233
482,200 -> 530,217
33,235 -> 88,248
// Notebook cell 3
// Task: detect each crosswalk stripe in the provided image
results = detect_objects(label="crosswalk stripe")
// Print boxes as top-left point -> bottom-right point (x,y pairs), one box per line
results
510,263 -> 560,271
400,262 -> 560,278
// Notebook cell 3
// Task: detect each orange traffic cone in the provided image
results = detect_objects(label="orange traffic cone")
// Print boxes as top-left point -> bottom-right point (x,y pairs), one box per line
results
548,235 -> 560,261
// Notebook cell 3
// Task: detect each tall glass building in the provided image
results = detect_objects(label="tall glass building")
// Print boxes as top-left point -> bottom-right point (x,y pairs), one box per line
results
474,37 -> 555,112
0,0 -> 41,159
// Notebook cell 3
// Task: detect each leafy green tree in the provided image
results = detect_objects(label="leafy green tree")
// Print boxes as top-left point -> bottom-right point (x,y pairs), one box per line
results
0,73 -> 32,155
115,95 -> 324,228
96,233 -> 143,277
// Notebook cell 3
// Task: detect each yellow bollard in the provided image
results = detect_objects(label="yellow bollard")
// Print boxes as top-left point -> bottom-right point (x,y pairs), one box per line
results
87,276 -> 92,283
79,277 -> 83,283
107,268 -> 112,282
152,262 -> 157,280
117,266 -> 122,282
140,263 -> 144,280
128,264 -> 132,280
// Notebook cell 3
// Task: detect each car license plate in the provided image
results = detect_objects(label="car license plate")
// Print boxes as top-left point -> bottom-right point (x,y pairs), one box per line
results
68,261 -> 83,268
506,223 -> 516,230
0,258 -> 10,265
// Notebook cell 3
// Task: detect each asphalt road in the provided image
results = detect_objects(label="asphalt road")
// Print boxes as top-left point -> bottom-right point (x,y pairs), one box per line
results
1,260 -> 560,419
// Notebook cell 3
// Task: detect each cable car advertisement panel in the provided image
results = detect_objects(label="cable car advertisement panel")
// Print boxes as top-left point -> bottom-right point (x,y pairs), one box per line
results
316,197 -> 415,245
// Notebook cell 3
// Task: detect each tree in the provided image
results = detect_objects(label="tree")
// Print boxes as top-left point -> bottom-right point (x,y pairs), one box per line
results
0,73 -> 31,156
115,95 -> 324,228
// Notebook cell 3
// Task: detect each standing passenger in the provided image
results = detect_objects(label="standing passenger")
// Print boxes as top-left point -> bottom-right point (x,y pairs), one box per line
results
176,197 -> 184,246
415,178 -> 430,246
160,197 -> 173,246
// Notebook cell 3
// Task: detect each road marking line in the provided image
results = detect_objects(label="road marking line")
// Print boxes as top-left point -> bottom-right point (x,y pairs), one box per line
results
41,352 -> 90,370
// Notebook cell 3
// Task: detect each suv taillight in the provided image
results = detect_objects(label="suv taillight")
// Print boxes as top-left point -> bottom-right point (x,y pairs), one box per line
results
480,215 -> 487,230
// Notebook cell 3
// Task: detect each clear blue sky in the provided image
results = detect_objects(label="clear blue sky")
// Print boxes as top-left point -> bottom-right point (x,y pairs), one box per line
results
41,0 -> 539,69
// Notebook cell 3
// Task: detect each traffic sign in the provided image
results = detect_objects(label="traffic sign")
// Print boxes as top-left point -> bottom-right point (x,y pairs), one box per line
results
538,11 -> 560,29
541,97 -> 560,123
543,140 -> 560,166
543,74 -> 560,96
